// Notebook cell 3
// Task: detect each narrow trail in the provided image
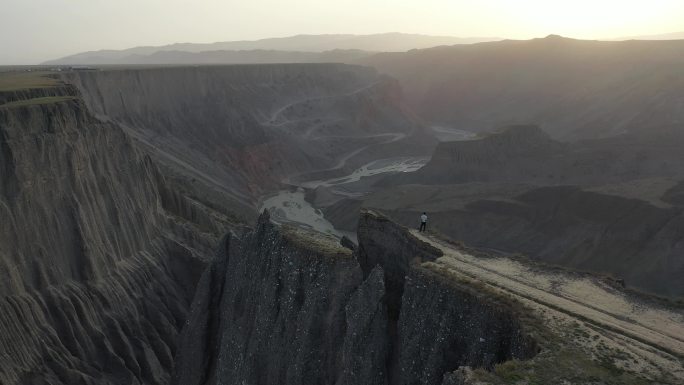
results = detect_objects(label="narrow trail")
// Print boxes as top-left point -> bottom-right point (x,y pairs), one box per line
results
411,230 -> 684,371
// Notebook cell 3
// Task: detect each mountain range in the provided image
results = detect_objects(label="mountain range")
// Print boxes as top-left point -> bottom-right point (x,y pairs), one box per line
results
43,33 -> 500,65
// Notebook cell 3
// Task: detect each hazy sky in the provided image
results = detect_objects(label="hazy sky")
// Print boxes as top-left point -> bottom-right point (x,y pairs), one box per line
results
2,0 -> 683,64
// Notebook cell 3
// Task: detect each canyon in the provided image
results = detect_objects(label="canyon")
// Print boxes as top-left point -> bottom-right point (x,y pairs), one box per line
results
2,39 -> 684,385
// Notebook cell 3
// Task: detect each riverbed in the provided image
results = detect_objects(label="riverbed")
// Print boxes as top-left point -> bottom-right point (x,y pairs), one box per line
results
259,126 -> 473,241
260,156 -> 429,241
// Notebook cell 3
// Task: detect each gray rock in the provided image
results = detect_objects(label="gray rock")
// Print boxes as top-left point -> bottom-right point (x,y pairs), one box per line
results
173,211 -> 538,385
0,86 -> 230,385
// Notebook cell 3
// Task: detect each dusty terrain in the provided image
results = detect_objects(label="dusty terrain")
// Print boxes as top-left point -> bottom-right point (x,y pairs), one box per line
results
413,229 -> 684,383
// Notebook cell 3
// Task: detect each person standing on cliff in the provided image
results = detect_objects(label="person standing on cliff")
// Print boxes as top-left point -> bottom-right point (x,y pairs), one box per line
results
419,212 -> 428,232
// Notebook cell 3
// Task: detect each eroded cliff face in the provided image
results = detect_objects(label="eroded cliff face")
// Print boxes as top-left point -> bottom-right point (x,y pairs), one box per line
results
173,211 -> 538,385
0,88 -> 235,384
64,65 -> 424,202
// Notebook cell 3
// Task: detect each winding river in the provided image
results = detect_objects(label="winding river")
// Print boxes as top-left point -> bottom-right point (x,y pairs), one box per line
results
259,126 -> 474,240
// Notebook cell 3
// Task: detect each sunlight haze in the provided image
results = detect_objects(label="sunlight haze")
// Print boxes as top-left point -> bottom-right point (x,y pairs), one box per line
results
2,0 -> 683,64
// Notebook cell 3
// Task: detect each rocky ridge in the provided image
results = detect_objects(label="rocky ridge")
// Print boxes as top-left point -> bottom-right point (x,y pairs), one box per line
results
172,211 -> 538,385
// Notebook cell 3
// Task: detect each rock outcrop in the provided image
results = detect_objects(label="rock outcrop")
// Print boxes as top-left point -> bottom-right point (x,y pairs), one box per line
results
172,211 -> 538,385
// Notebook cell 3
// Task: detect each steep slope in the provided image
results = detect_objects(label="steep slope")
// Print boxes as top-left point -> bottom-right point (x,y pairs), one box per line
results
172,211 -> 538,385
359,36 -> 684,139
0,77 -> 236,384
65,64 -> 426,205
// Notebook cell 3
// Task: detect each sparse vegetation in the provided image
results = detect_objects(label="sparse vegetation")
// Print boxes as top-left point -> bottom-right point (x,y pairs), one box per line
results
418,232 -> 682,384
0,72 -> 59,91
475,342 -> 667,385
281,224 -> 352,259
0,96 -> 76,108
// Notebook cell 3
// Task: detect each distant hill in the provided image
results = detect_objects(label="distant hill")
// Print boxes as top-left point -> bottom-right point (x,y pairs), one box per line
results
43,33 -> 500,65
615,31 -> 684,40
45,49 -> 374,66
358,35 -> 684,140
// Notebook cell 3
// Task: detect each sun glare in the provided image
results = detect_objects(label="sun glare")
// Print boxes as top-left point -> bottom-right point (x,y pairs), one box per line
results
498,0 -> 684,38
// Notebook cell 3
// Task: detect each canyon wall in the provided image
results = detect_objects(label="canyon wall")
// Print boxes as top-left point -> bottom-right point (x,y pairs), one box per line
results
172,211 -> 538,385
65,64 -> 425,202
0,85 -> 234,384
